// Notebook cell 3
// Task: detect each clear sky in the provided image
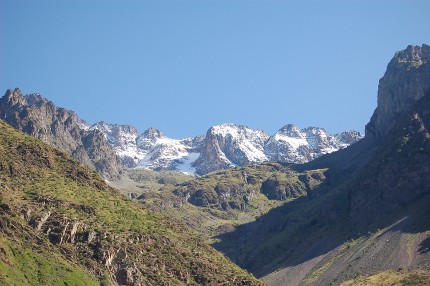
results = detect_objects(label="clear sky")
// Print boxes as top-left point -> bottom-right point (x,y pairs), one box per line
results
1,0 -> 429,138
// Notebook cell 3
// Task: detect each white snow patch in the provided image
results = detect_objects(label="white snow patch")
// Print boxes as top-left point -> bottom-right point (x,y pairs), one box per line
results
176,152 -> 200,174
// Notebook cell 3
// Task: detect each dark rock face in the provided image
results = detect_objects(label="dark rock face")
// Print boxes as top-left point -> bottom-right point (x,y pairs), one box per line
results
0,88 -> 122,180
91,121 -> 140,168
366,44 -> 430,139
351,93 -> 430,224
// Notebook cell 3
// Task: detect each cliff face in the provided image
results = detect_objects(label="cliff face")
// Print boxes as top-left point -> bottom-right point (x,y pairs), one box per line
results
366,44 -> 430,139
0,88 -> 122,180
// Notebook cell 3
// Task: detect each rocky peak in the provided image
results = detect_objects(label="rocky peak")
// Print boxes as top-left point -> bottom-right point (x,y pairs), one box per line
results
136,128 -> 167,153
2,88 -> 27,107
141,127 -> 165,140
0,89 -> 122,180
25,93 -> 50,106
334,130 -> 363,147
91,121 -> 139,146
209,123 -> 269,138
395,44 -> 430,69
277,124 -> 305,139
90,121 -> 141,168
193,124 -> 270,175
365,44 -> 430,139
302,127 -> 336,150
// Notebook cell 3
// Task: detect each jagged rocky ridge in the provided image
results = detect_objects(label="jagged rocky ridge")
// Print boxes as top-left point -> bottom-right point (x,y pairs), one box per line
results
92,122 -> 362,175
0,89 -> 122,181
0,90 -> 361,177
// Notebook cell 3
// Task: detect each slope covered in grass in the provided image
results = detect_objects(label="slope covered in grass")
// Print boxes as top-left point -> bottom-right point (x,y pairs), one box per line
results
138,162 -> 328,239
0,120 -> 263,285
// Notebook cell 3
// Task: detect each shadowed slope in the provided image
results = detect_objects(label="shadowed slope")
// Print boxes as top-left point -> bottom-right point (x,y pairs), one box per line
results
213,94 -> 430,285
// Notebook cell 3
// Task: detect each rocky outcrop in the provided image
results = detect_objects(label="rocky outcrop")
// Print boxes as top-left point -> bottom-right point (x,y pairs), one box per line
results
135,127 -> 203,171
0,88 -> 122,180
193,124 -> 269,175
90,122 -> 140,168
92,122 -> 204,171
366,44 -> 430,139
264,124 -> 361,164
333,130 -> 363,147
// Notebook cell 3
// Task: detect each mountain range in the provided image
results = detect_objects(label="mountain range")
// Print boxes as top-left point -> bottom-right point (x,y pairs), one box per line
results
1,43 -> 429,286
0,91 -> 362,177
211,44 -> 430,285
91,121 -> 361,175
130,44 -> 430,285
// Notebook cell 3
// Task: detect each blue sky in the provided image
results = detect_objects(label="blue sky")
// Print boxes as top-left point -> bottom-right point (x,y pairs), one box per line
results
1,0 -> 429,138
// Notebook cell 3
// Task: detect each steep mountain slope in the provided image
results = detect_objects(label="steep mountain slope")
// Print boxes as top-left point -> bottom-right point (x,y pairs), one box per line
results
211,44 -> 430,286
366,44 -> 430,139
0,120 -> 263,285
0,89 -> 122,180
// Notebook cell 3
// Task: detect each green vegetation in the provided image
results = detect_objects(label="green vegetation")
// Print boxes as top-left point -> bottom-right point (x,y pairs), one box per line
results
0,120 -> 264,285
135,162 -> 327,239
0,236 -> 99,286
110,168 -> 195,196
340,269 -> 430,286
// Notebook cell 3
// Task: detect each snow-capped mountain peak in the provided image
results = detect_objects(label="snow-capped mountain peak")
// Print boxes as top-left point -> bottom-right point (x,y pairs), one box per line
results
141,127 -> 166,140
276,124 -> 305,138
264,125 -> 362,164
92,121 -> 363,175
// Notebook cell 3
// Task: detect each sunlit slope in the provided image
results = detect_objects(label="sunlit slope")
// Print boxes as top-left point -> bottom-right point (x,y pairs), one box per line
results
0,120 -> 263,286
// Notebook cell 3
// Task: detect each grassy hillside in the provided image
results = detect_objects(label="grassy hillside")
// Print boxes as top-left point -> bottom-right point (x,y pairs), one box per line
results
0,120 -> 264,285
340,269 -> 430,286
109,168 -> 195,197
137,162 -> 328,239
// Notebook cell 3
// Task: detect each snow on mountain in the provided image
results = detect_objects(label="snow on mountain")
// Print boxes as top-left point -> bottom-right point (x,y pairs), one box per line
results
92,121 -> 363,175
265,124 -> 362,164
135,128 -> 203,172
334,130 -> 364,148
90,122 -> 141,167
192,124 -> 269,175
265,124 -> 312,163
91,123 -> 203,173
